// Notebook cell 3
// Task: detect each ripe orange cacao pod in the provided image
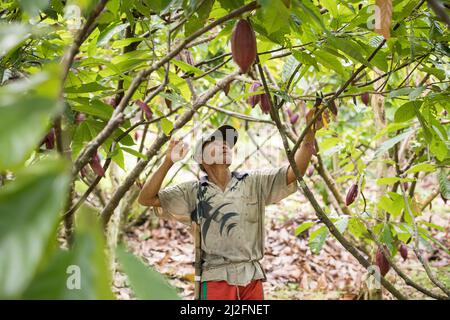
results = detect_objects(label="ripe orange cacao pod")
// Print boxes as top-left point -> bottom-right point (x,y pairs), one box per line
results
345,184 -> 358,206
231,19 -> 257,74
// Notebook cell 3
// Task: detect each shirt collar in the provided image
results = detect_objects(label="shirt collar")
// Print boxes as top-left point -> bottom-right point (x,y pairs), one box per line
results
199,171 -> 248,186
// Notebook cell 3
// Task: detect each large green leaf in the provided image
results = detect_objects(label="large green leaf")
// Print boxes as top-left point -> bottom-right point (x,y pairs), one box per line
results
394,100 -> 422,122
438,169 -> 450,200
309,226 -> 328,254
374,130 -> 415,158
0,70 -> 62,170
0,23 -> 31,58
23,206 -> 114,299
116,246 -> 180,300
0,159 -> 70,298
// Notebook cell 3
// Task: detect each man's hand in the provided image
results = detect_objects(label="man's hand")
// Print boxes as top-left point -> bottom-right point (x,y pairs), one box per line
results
166,138 -> 189,164
305,107 -> 330,132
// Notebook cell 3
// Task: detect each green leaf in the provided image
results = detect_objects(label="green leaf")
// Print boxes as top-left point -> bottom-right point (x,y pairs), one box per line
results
406,163 -> 436,174
376,177 -> 401,185
161,118 -> 174,136
374,130 -> 415,158
259,0 -> 291,35
65,82 -> 111,94
334,217 -> 348,234
23,206 -> 115,299
17,0 -> 50,16
378,192 -> 404,217
69,98 -> 114,121
380,224 -> 394,252
295,221 -> 314,236
116,246 -> 180,300
121,147 -> 148,160
184,0 -> 214,37
0,159 -> 70,298
0,70 -> 62,170
0,23 -> 31,57
72,122 -> 92,160
394,100 -> 422,122
326,37 -> 373,69
309,226 -> 328,254
97,22 -> 129,46
438,169 -> 450,199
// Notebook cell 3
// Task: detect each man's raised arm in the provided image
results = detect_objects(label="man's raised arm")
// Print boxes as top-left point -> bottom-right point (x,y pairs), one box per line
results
286,108 -> 327,185
137,139 -> 188,207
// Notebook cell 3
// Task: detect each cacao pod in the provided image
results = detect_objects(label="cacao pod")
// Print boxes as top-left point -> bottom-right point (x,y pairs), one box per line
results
260,93 -> 272,114
134,130 -> 143,141
329,100 -> 338,116
80,166 -> 88,179
403,182 -> 408,191
399,243 -> 408,261
41,128 -> 55,150
290,113 -> 299,125
247,81 -> 262,107
345,184 -> 358,206
361,92 -> 370,106
306,166 -> 314,177
136,99 -> 152,120
286,108 -> 293,118
314,94 -> 322,107
89,153 -> 105,177
231,19 -> 257,74
75,112 -> 86,124
223,82 -> 231,96
375,247 -> 390,276
105,97 -> 117,108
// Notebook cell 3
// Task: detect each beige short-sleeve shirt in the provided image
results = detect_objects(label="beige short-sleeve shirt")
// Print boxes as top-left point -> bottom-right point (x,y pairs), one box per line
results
158,165 -> 297,286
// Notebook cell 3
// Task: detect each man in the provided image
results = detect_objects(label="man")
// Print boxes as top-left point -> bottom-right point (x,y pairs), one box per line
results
138,109 -> 325,300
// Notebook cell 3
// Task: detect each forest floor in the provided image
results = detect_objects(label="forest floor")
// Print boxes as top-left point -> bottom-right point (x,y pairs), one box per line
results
114,189 -> 450,300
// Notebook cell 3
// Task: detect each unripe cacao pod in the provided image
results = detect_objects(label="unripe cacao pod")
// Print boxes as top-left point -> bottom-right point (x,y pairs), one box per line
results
345,184 -> 358,206
231,19 -> 257,74
105,97 -> 117,108
89,153 -> 105,177
75,113 -> 86,124
44,128 -> 55,150
286,108 -> 293,118
136,99 -> 152,120
376,247 -> 390,276
361,92 -> 370,106
306,166 -> 314,177
329,100 -> 338,116
399,243 -> 408,261
314,95 -> 322,108
223,82 -> 231,96
247,81 -> 262,107
260,93 -> 272,114
290,113 -> 299,125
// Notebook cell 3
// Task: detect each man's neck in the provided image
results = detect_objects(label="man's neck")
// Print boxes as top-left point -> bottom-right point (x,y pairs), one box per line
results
204,165 -> 231,191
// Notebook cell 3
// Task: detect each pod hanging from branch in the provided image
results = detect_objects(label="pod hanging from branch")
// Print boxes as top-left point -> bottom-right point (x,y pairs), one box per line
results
231,19 -> 257,74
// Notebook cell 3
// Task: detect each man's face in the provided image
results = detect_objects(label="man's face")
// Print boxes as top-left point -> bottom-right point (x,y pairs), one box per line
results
202,139 -> 233,167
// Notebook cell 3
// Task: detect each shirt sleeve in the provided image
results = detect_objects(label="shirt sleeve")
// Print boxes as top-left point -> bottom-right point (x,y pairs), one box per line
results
254,164 -> 298,205
158,181 -> 197,219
